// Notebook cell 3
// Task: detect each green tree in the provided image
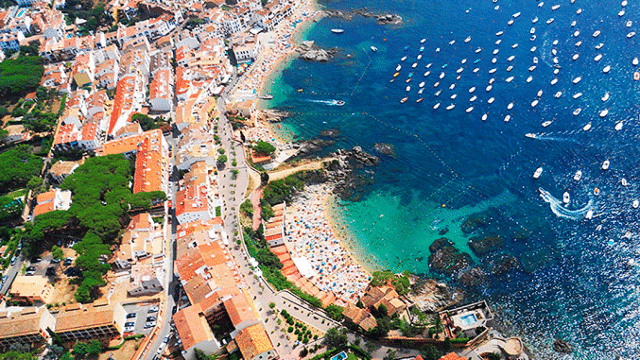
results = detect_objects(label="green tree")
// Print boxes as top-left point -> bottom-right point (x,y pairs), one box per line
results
420,344 -> 442,360
323,327 -> 348,348
383,349 -> 397,360
51,245 -> 63,260
253,141 -> 276,156
260,171 -> 269,186
0,145 -> 44,191
269,302 -> 276,309
26,176 -> 43,191
325,304 -> 344,321
0,56 -> 44,100
217,155 -> 228,164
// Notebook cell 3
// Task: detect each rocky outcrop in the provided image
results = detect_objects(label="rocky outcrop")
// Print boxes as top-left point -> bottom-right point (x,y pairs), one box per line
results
458,267 -> 487,287
553,339 -> 573,354
301,49 -> 330,62
374,143 -> 395,156
460,215 -> 489,234
319,128 -> 340,138
375,13 -> 403,25
491,255 -> 522,275
298,40 -> 339,62
324,8 -> 403,25
407,277 -> 463,313
468,235 -> 504,256
258,109 -> 289,123
428,238 -> 472,276
326,147 -> 379,200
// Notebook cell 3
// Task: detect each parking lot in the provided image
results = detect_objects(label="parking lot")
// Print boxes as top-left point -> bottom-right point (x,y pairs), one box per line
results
122,303 -> 159,335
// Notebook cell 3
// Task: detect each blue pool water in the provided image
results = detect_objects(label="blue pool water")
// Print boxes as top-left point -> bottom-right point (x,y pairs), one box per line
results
263,0 -> 640,358
460,314 -> 479,327
331,351 -> 347,360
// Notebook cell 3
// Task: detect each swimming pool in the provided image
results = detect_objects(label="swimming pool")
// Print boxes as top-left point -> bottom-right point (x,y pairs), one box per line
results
460,313 -> 478,327
330,351 -> 347,360
16,9 -> 26,17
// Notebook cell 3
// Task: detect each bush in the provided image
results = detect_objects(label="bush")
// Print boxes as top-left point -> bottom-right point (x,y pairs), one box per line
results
288,327 -> 294,333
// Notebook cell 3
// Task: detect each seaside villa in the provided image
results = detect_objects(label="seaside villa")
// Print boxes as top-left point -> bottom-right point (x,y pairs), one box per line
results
440,301 -> 494,345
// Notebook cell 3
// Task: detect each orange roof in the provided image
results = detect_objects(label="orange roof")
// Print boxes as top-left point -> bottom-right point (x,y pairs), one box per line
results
173,304 -> 215,351
33,202 -> 54,217
235,324 -> 274,360
36,191 -> 56,204
100,129 -> 163,156
55,303 -> 118,334
133,145 -> 163,193
440,354 -> 467,360
223,292 -> 257,327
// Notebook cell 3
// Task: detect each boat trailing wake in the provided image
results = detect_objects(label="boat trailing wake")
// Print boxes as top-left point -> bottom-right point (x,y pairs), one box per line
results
539,187 -> 593,220
307,99 -> 345,106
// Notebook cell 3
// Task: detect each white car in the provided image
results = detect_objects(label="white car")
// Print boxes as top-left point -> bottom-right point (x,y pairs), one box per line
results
148,306 -> 159,313
145,321 -> 157,329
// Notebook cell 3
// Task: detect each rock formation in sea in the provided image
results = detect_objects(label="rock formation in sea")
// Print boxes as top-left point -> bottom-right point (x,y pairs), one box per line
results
407,276 -> 464,313
428,238 -> 472,275
553,339 -> 573,353
298,41 -> 339,62
374,142 -> 395,156
458,267 -> 487,287
468,235 -> 504,256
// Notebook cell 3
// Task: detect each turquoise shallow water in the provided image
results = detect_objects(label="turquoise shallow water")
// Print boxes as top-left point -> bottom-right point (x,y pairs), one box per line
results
264,0 -> 640,358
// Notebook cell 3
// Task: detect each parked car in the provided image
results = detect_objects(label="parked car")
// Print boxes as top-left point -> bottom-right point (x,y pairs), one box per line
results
50,258 -> 61,263
144,321 -> 156,329
30,257 -> 41,263
45,267 -> 56,276
25,266 -> 36,276
148,306 -> 159,313
125,322 -> 135,328
126,313 -> 137,319
63,257 -> 74,266
10,257 -> 17,266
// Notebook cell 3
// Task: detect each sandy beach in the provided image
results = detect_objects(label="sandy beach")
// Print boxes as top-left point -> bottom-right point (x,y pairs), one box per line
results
285,184 -> 371,304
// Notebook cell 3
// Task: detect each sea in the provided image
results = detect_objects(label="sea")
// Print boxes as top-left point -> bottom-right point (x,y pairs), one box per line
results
262,0 -> 640,358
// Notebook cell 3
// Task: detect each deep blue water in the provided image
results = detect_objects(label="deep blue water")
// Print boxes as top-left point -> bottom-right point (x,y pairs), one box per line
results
264,0 -> 640,358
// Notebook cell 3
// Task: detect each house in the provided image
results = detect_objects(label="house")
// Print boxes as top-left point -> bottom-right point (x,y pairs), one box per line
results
48,160 -> 81,184
175,162 -> 219,224
0,307 -> 56,350
127,263 -> 164,297
3,124 -> 31,144
173,303 -> 221,360
8,276 -> 55,304
361,285 -> 408,317
32,189 -> 72,218
440,301 -> 494,342
231,35 -> 260,63
115,213 -> 165,270
233,324 -> 277,360
54,301 -> 126,341
149,68 -> 174,112
263,203 -> 284,247
342,302 -> 377,332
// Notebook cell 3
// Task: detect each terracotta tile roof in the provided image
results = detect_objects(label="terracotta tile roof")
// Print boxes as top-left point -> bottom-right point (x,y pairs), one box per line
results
134,144 -> 164,193
33,202 -> 54,217
0,307 -> 48,340
55,303 -> 117,334
172,304 -> 215,351
100,129 -> 163,156
36,191 -> 56,204
441,353 -> 467,360
235,324 -> 274,360
223,291 -> 257,327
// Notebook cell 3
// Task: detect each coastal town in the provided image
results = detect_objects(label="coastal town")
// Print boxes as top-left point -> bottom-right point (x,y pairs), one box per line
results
0,0 -> 539,360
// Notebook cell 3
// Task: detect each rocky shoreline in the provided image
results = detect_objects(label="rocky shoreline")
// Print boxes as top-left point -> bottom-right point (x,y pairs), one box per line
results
323,8 -> 403,25
297,40 -> 339,62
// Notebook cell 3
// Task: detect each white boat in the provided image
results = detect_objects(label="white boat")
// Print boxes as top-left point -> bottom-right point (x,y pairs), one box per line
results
529,65 -> 537,72
539,1 -> 544,7
371,46 -> 378,52
530,35 -> 537,41
476,48 -> 482,53
401,56 -> 407,62
574,30 -> 580,37
396,65 -> 402,71
533,167 -> 543,179
512,43 -> 519,49
573,54 -> 579,61
586,209 -> 594,219
504,114 -> 511,122
449,83 -> 455,90
573,76 -> 582,84
412,63 -> 418,68
424,71 -> 431,77
615,122 -> 623,131
533,57 -> 539,64
603,65 -> 611,73
634,200 -> 639,209
473,68 -> 480,73
600,109 -> 609,117
546,18 -> 554,24
593,30 -> 601,38
482,113 -> 488,121
506,76 -> 514,83
426,63 -> 432,68
537,90 -> 543,97
554,69 -> 560,75
553,57 -> 559,64
417,55 -> 422,60
470,95 -> 477,102
456,68 -> 463,74
551,78 -> 558,85
622,178 -> 628,186
530,27 -> 536,34
331,29 -> 344,34
489,78 -> 495,84
440,72 -> 446,79
583,122 -> 592,131
466,106 -> 474,113
527,76 -> 533,83
436,48 -> 440,52
594,54 -> 603,62
551,4 -> 560,10
573,92 -> 583,99
495,39 -> 502,45
628,32 -> 636,38
406,85 -> 411,92
574,170 -> 582,181
434,81 -> 440,87
525,133 -> 536,138
461,58 -> 467,64
507,66 -> 513,72
552,49 -> 557,56
496,31 -> 504,36
573,108 -> 582,116
508,19 -> 514,25
508,55 -> 515,62
489,68 -> 497,74
623,0 -> 628,5
596,43 -> 604,50
577,8 -> 582,14
488,97 -> 495,104
542,120 -> 552,127
513,11 -> 521,18
555,91 -> 562,98
532,17 -> 539,24
400,97 -> 408,103
419,81 -> 425,88
619,9 -> 626,16
563,192 -> 570,204
469,86 -> 476,93
493,49 -> 499,55
446,104 -> 455,111
634,58 -> 639,66
434,102 -> 441,110
602,92 -> 610,101
449,40 -> 455,45
531,46 -> 537,52
553,40 -> 559,46
418,88 -> 424,95
486,85 -> 493,92
450,94 -> 457,100
602,160 -> 610,170
465,36 -> 471,43
531,99 -> 539,107
507,102 -> 514,110
421,38 -> 426,43
575,41 -> 582,47
571,20 -> 577,27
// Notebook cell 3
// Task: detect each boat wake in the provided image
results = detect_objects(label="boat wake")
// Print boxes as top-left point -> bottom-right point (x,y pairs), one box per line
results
539,187 -> 593,220
307,99 -> 345,106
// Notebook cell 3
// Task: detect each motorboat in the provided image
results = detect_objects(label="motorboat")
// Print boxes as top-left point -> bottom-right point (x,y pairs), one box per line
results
416,98 -> 423,103
533,57 -> 539,64
573,76 -> 582,84
461,58 -> 467,64
450,94 -> 457,100
529,65 -> 537,71
531,46 -> 537,52
469,86 -> 476,93
628,32 -> 636,38
634,58 -> 639,66
602,160 -> 610,170
446,104 -> 455,111
464,36 -> 471,43
419,81 -> 425,88
495,39 -> 502,45
533,17 -> 539,24
456,68 -> 464,74
552,49 -> 557,55
634,200 -> 640,209
504,114 -> 511,122
493,49 -> 500,55
489,78 -> 495,84
525,133 -> 536,139
406,85 -> 411,92
440,72 -> 446,79
371,46 -> 378,52
396,65 -> 402,71
571,20 -> 577,27
594,54 -> 603,62
507,65 -> 513,72
507,102 -> 514,110
622,178 -> 628,186
492,58 -> 497,64
466,106 -> 474,113
449,40 -> 455,45
573,54 -> 579,61
530,27 -> 536,34
615,122 -> 623,131
619,9 -> 626,16
586,209 -> 593,219
476,48 -> 482,53
482,113 -> 488,121
552,4 -> 560,10
553,40 -> 559,46
418,88 -> 424,95
527,76 -> 533,83
513,12 -> 521,18
554,69 -> 560,75
573,108 -> 582,116
574,30 -> 580,37
575,41 -> 582,47
424,71 -> 431,77
506,76 -> 514,82
555,91 -> 562,98
539,1 -> 544,7
426,63 -> 432,68
496,31 -> 504,36
602,92 -> 610,101
593,30 -> 601,38
623,0 -> 628,5
635,72 -> 640,81
421,38 -> 426,43
593,187 -> 600,196
417,54 -> 423,60
470,95 -> 477,102
577,8 -> 582,14
533,167 -> 543,179
600,109 -> 609,117
331,29 -> 344,34
434,102 -> 441,110
563,192 -> 570,204
542,120 -> 552,127
449,83 -> 455,90
401,56 -> 407,62
488,97 -> 495,104
489,68 -> 497,74
434,81 -> 440,87
551,78 -> 558,85
473,68 -> 480,73
583,122 -> 592,131
603,65 -> 611,73
573,92 -> 583,99
412,62 -> 418,68
531,99 -> 539,107
508,19 -> 514,25
508,55 -> 515,62
574,170 -> 582,181
530,35 -> 536,41
400,97 -> 408,103
546,18 -> 554,24
596,43 -> 604,50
